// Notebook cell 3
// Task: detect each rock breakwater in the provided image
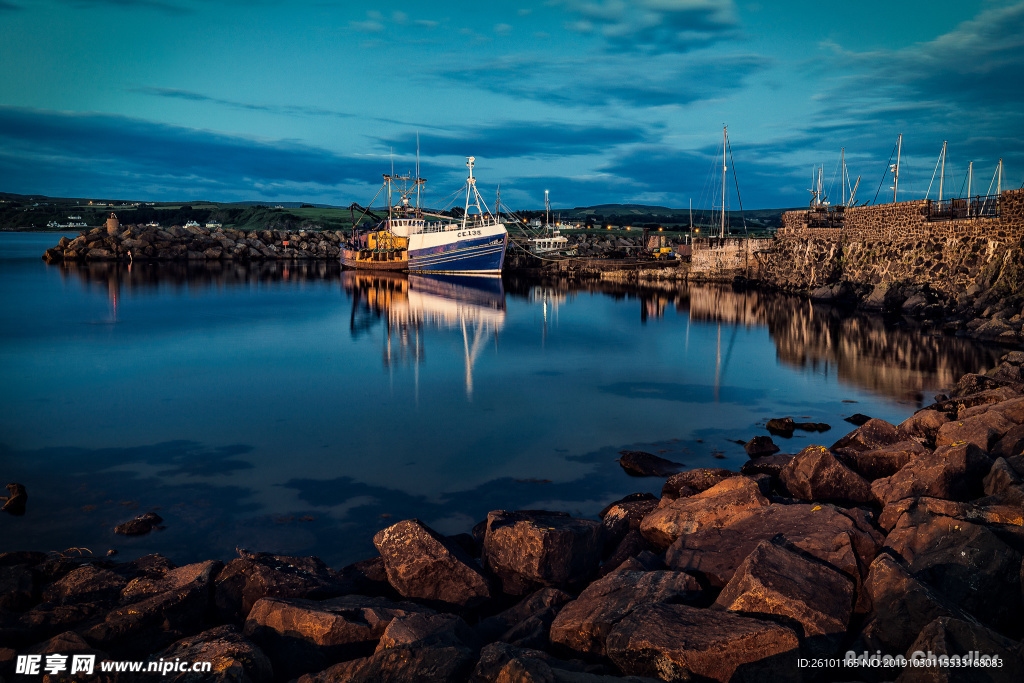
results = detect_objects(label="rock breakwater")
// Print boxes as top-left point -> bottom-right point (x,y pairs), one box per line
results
4,354 -> 1024,681
42,224 -> 346,263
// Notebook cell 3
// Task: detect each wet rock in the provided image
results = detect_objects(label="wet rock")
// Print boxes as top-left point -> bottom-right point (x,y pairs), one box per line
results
661,468 -> 737,500
301,613 -> 479,683
374,519 -> 494,610
471,641 -> 657,683
991,423 -> 1024,458
600,498 -> 659,548
897,617 -> 1024,683
482,510 -> 604,596
779,445 -> 874,505
599,529 -> 658,577
740,453 -> 793,478
640,477 -> 769,551
744,435 -> 780,457
1,482 -> 27,515
765,417 -> 795,437
616,450 -> 683,477
935,412 -> 1015,451
714,539 -> 854,656
870,442 -> 992,506
831,418 -> 903,451
550,569 -> 702,657
897,409 -> 950,446
844,413 -> 873,426
876,496 -> 1023,533
84,560 -> 223,656
476,587 -> 572,644
857,554 -> 978,654
42,564 -> 128,607
606,602 -> 800,683
835,440 -> 929,480
214,549 -> 351,623
243,594 -> 433,679
157,624 -> 272,683
666,503 -> 883,596
114,511 -> 164,536
883,507 -> 1023,633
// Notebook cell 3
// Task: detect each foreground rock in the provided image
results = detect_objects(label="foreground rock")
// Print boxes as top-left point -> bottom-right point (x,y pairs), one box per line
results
374,519 -> 493,610
606,603 -> 800,682
617,450 -> 683,477
640,476 -> 768,550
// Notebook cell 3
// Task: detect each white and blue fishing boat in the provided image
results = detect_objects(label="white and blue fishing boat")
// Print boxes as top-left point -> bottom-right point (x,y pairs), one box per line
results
392,157 -> 508,275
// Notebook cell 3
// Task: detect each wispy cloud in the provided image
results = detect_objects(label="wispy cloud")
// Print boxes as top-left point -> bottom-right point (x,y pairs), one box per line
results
435,51 -> 769,108
132,86 -> 357,119
56,0 -> 193,15
555,0 -> 739,53
0,106 -> 384,199
347,8 -> 442,34
388,121 -> 650,159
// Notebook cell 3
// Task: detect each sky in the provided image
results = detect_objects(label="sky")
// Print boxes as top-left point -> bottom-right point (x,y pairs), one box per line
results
1,0 -> 1022,210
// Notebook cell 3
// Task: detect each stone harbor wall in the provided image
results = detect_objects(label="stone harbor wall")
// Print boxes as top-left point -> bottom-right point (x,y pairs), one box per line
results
689,237 -> 773,281
4,353 -> 1024,682
761,189 -> 1024,345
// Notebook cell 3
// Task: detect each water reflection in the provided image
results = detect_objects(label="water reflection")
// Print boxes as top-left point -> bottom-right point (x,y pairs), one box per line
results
51,261 -> 1002,404
342,272 -> 506,399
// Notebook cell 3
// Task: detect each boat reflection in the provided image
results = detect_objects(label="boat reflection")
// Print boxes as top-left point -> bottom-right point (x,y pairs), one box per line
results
342,272 -> 506,400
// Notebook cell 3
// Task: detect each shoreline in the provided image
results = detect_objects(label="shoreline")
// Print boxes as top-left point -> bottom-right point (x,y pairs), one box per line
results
4,354 -> 1024,681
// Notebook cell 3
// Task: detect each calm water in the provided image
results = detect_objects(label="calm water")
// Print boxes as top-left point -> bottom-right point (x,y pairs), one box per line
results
0,233 -> 1003,567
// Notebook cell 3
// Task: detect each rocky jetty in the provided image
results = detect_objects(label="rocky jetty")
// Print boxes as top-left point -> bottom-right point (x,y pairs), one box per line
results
42,224 -> 347,263
4,354 -> 1024,681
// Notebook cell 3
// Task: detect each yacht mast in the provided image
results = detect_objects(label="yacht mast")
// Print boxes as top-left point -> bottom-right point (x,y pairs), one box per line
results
938,141 -> 947,202
721,125 -> 727,239
998,158 -> 1003,195
842,147 -> 846,206
893,134 -> 902,203
968,161 -> 973,198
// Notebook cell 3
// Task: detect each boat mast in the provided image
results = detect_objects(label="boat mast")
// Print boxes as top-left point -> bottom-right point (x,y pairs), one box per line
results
968,161 -> 973,198
998,158 -> 1003,195
545,190 -> 550,228
842,148 -> 846,206
721,125 -> 727,239
939,141 -> 946,202
416,133 -> 421,212
892,134 -> 902,203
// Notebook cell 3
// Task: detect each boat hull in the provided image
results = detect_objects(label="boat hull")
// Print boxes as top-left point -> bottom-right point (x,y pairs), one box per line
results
340,248 -> 408,271
408,224 -> 508,274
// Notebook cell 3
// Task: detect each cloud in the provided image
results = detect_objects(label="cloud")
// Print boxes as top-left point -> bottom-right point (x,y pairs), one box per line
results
435,52 -> 769,108
555,0 -> 739,53
133,86 -> 358,119
0,106 -> 386,200
794,1 -> 1024,199
348,9 -> 442,34
387,121 -> 649,159
56,0 -> 193,15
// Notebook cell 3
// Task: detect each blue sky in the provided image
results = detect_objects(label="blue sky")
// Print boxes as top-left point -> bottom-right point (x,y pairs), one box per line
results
1,0 -> 1022,209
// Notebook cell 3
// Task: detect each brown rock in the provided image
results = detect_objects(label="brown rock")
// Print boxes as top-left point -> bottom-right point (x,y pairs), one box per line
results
836,440 -> 929,481
157,624 -> 272,683
897,409 -> 950,445
2,482 -> 27,515
114,511 -> 163,536
214,550 -> 350,623
606,602 -> 800,683
42,565 -> 127,606
991,423 -> 1024,458
640,476 -> 768,551
476,587 -> 573,644
482,510 -> 603,596
744,435 -> 780,457
714,540 -> 854,655
878,496 -> 1024,533
617,450 -> 683,477
897,617 -> 1024,683
0,565 -> 36,611
471,641 -> 659,683
740,453 -> 793,478
831,418 -> 903,451
666,503 -> 883,604
661,468 -> 737,499
243,595 -> 433,678
883,507 -> 1023,632
857,553 -> 978,654
870,442 -> 992,506
84,560 -> 223,656
550,569 -> 702,657
935,412 -> 1015,451
766,417 -> 796,437
600,498 -> 659,548
598,529 -> 657,577
374,518 -> 494,610
983,457 -> 1024,505
779,445 -> 875,505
